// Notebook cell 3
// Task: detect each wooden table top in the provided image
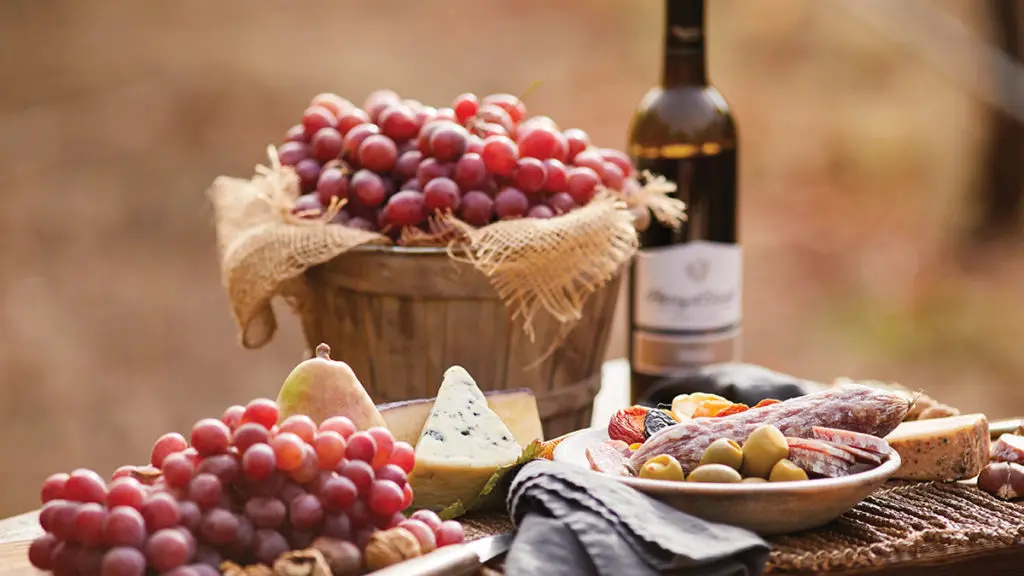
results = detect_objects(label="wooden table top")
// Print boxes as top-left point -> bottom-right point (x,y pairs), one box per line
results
3,361 -> 1023,575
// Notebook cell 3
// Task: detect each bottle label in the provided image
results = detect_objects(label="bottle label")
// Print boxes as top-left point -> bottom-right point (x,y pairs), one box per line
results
632,240 -> 742,332
632,328 -> 740,377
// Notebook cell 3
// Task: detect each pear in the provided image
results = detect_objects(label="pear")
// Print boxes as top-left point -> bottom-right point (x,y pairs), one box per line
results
276,343 -> 386,429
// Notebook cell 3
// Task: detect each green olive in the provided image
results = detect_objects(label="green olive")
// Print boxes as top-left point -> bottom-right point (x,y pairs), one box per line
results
740,425 -> 789,479
768,459 -> 809,482
639,454 -> 685,482
699,438 -> 744,471
741,477 -> 768,484
686,464 -> 743,483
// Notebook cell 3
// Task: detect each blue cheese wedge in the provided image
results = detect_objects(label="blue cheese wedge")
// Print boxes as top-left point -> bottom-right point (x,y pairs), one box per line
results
408,366 -> 522,511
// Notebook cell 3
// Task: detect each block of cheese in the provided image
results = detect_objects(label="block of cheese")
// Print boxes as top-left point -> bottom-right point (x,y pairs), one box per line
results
408,366 -> 523,511
884,413 -> 990,481
379,388 -> 542,448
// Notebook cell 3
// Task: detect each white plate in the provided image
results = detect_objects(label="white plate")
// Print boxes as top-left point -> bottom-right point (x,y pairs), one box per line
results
553,427 -> 902,535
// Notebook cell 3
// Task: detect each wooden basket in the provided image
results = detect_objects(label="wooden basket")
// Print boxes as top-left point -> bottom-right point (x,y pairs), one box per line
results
299,245 -> 622,439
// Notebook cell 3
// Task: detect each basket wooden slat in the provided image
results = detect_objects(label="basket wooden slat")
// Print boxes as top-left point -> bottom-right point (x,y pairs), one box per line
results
302,246 -> 621,439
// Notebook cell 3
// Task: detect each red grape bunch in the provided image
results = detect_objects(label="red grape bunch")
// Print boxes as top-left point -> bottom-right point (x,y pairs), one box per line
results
30,399 -> 464,576
279,90 -> 641,239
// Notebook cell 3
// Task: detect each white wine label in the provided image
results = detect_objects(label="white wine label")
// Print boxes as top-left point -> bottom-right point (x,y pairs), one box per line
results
633,240 -> 742,331
632,328 -> 741,376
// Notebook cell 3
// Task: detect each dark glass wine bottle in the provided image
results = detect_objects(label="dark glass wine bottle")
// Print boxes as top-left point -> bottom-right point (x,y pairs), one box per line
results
627,0 -> 741,407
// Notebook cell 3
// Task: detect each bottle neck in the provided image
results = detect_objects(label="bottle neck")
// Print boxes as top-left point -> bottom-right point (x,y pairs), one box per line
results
662,0 -> 708,88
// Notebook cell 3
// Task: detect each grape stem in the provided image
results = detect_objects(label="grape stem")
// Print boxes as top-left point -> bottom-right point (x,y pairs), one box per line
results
518,80 -> 543,102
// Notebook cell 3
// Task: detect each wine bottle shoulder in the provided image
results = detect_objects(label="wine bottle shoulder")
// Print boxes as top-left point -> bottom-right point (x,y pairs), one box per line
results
628,86 -> 737,155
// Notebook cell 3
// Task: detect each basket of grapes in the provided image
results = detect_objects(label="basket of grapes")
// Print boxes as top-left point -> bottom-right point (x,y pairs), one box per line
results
208,90 -> 683,439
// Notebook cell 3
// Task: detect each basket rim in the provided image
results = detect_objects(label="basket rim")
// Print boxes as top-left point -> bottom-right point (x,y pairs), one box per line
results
350,244 -> 454,255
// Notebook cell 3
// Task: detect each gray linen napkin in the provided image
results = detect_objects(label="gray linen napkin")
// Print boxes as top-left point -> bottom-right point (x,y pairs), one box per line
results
505,460 -> 769,576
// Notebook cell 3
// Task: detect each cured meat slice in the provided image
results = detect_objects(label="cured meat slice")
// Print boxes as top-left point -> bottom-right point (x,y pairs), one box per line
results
811,426 -> 892,455
833,444 -> 883,465
785,438 -> 856,464
990,433 -> 1024,464
787,446 -> 853,478
586,440 -> 633,477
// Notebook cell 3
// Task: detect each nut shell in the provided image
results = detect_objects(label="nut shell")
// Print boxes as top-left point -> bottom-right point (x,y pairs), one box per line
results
364,527 -> 423,571
977,461 -> 1024,500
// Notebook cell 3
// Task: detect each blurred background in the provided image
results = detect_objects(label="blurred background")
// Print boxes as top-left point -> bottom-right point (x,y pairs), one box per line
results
1,0 -> 1021,516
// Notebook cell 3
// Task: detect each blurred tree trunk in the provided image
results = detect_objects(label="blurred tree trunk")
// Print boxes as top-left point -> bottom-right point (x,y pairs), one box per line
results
975,0 -> 1024,243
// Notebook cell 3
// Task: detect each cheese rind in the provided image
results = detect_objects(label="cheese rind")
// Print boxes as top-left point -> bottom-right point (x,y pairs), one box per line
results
379,388 -> 543,448
884,414 -> 990,481
408,366 -> 522,510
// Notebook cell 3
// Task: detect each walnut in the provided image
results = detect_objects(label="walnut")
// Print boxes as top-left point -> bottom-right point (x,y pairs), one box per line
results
272,549 -> 332,576
221,561 -> 274,576
364,527 -> 423,571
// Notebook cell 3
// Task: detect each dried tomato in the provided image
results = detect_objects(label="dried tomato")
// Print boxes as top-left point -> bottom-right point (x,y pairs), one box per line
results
608,406 -> 648,445
753,399 -> 782,409
713,403 -> 750,418
691,400 -> 734,418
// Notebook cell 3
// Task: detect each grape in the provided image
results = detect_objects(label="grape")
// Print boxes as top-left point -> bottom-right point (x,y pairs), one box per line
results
65,469 -> 107,504
231,515 -> 255,554
542,159 -> 569,193
436,107 -> 457,121
331,210 -> 351,225
621,177 -> 641,199
302,106 -> 338,139
449,93 -> 477,124
401,483 -> 414,509
241,399 -> 278,429
291,193 -> 323,219
494,187 -> 530,220
382,190 -> 426,227
339,460 -> 375,496
311,93 -> 352,117
187,474 -> 222,510
220,405 -> 245,431
345,432 -> 378,464
104,506 -> 146,548
347,500 -> 372,530
571,149 -> 606,178
253,529 -> 289,565
142,492 -> 181,532
387,441 -> 416,473
364,89 -> 400,123
41,472 -> 69,503
319,476 -> 358,512
313,431 -> 347,470
528,205 -> 555,219
423,177 -> 461,214
357,134 -> 399,173
268,432 -> 306,473
414,106 -> 439,130
429,124 -> 469,162
562,128 -> 590,161
337,108 -> 371,136
111,466 -> 136,481
483,93 -> 527,124
599,148 -> 633,176
512,158 -> 548,193
367,480 -> 404,517
379,106 -> 419,143
232,422 -> 270,454
105,478 -> 146,511
517,125 -> 566,161
402,98 -> 425,112
566,166 -> 600,204
341,123 -> 381,161
39,500 -> 63,532
146,529 -> 192,572
150,434 -> 188,469
74,503 -> 108,545
435,520 -> 466,547
416,157 -> 453,186
191,419 -> 231,456
477,104 -> 514,133
293,159 -> 322,193
458,191 -> 495,227
481,136 -> 518,176
244,497 -> 286,529
290,445 -> 320,484
393,150 -> 423,183
311,127 -> 344,162
194,546 -> 221,569
350,169 -> 388,208
242,443 -> 277,480
319,416 -> 357,439
277,142 -> 310,167
199,509 -> 238,545
375,464 -> 408,489
178,501 -> 201,532
192,563 -> 220,576
284,124 -> 307,144
101,547 -> 146,576
50,542 -> 79,575
28,533 -> 57,570
466,135 -> 485,156
398,519 -> 437,553
601,162 -> 626,191
347,217 -> 375,232
279,415 -> 317,444
162,566 -> 199,576
289,494 -> 324,530
452,153 -> 487,191
197,454 -> 239,484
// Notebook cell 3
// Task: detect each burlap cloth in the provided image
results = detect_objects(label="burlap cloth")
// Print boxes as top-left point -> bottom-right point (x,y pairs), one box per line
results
460,480 -> 1024,574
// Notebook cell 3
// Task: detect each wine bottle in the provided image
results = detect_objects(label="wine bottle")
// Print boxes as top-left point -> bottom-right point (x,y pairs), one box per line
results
627,0 -> 741,407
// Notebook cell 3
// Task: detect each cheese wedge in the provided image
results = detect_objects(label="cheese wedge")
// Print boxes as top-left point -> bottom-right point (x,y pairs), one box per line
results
885,413 -> 990,481
379,388 -> 543,448
408,366 -> 522,510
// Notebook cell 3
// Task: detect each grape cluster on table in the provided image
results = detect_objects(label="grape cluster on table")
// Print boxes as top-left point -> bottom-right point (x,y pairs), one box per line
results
279,90 -> 640,237
30,400 -> 464,576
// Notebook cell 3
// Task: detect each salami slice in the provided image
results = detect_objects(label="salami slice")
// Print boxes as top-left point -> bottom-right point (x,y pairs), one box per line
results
787,446 -> 853,478
833,443 -> 883,465
785,438 -> 857,464
991,433 -> 1024,465
586,440 -> 633,477
630,385 -> 909,473
811,426 -> 892,455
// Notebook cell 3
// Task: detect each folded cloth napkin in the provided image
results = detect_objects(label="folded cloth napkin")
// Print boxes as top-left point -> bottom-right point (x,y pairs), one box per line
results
504,460 -> 770,576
